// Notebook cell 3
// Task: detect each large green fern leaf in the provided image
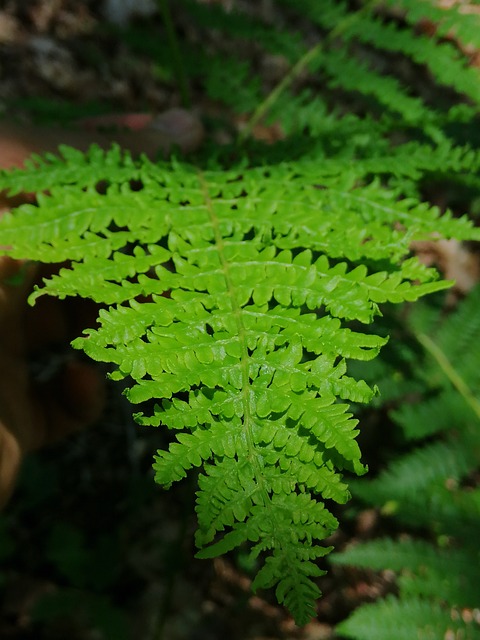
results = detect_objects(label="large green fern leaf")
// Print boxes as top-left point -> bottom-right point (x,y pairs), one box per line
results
0,150 -> 473,623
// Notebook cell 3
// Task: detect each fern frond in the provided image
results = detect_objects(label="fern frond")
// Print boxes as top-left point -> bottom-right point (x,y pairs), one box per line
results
342,10 -> 480,106
352,439 -> 477,508
391,389 -> 474,440
319,47 -> 443,132
0,147 -> 473,623
332,538 -> 480,608
428,284 -> 480,384
336,595 -> 480,640
385,0 -> 480,49
336,281 -> 480,638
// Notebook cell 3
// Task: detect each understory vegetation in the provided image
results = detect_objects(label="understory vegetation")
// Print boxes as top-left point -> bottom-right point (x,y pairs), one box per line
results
332,287 -> 480,639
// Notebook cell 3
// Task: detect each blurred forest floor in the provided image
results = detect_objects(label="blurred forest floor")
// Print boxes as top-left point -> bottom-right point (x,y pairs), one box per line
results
0,1 -> 479,639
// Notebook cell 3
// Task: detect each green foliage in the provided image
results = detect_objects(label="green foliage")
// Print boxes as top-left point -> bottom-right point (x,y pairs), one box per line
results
335,595 -> 479,640
1,0 -> 480,626
332,287 -> 480,639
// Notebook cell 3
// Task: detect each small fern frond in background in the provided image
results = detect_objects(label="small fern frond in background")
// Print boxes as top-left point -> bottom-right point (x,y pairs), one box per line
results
336,595 -> 480,640
332,287 -> 480,638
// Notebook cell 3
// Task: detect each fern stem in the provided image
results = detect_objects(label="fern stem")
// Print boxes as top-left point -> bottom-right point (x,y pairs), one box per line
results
156,0 -> 191,108
197,171 -> 270,507
416,331 -> 480,422
239,0 -> 380,143
238,42 -> 322,143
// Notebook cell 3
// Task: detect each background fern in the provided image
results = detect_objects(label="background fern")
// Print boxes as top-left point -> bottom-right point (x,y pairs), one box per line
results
331,287 -> 480,639
1,0 -> 480,627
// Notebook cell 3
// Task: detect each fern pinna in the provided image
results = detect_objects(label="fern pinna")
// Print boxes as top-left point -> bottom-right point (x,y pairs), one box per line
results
2,0 -> 480,626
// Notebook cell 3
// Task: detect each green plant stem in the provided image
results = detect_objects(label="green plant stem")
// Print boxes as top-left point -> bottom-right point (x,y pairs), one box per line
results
416,331 -> 480,422
239,0 -> 380,143
238,42 -> 321,143
157,0 -> 191,108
